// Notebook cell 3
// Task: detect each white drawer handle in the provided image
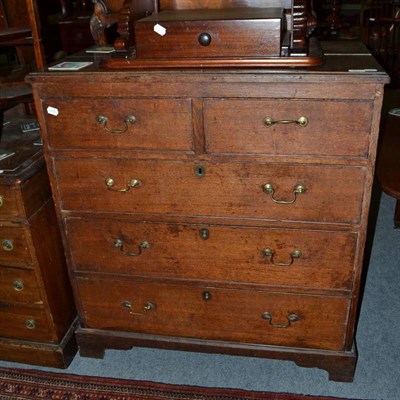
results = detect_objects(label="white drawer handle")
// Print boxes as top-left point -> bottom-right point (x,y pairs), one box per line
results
261,312 -> 300,329
263,116 -> 309,127
262,183 -> 306,204
262,248 -> 302,267
96,114 -> 137,134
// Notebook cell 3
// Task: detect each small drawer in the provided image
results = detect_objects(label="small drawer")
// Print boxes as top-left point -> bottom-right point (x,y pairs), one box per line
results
77,277 -> 350,351
56,158 -> 366,224
134,9 -> 283,59
0,266 -> 42,304
66,218 -> 357,291
0,303 -> 55,341
0,186 -> 23,219
0,226 -> 32,267
204,99 -> 373,157
43,98 -> 193,151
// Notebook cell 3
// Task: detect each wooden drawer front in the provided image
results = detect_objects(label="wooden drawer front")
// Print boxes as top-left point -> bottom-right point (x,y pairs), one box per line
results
0,267 -> 42,304
0,304 -> 54,341
56,158 -> 365,224
134,17 -> 282,59
0,226 -> 32,266
77,277 -> 349,351
67,218 -> 357,291
0,187 -> 22,219
43,98 -> 193,151
204,99 -> 373,157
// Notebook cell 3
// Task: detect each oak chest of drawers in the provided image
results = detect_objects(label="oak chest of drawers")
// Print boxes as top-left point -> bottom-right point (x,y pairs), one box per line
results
0,126 -> 77,367
29,42 -> 389,381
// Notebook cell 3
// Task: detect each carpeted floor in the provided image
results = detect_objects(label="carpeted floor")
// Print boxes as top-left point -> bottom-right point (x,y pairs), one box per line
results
0,367 -> 364,400
0,192 -> 399,400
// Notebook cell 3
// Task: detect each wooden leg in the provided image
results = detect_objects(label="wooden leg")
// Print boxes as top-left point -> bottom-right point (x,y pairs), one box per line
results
78,345 -> 105,359
294,345 -> 357,383
394,200 -> 400,229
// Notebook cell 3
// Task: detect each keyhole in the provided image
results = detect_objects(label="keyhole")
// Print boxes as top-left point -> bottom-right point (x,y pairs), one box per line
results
195,165 -> 206,178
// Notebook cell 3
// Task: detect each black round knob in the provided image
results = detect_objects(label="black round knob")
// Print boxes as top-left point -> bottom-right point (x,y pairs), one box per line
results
198,33 -> 212,47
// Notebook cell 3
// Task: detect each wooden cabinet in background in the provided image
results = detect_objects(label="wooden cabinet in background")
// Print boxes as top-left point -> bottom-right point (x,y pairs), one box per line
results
0,122 -> 77,367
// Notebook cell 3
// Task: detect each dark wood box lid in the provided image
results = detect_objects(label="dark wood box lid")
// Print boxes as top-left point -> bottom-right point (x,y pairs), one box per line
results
136,7 -> 285,23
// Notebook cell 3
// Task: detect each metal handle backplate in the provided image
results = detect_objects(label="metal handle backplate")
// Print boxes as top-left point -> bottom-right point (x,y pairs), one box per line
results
105,177 -> 142,192
263,248 -> 302,267
262,183 -> 306,204
263,116 -> 309,127
96,114 -> 137,134
113,238 -> 150,256
122,300 -> 156,316
261,312 -> 300,328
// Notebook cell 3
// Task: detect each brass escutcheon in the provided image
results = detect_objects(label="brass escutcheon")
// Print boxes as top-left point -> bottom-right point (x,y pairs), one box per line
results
263,116 -> 309,127
25,319 -> 36,329
0,195 -> 4,207
261,312 -> 300,329
202,291 -> 212,301
2,239 -> 14,251
12,280 -> 24,291
96,114 -> 137,134
262,183 -> 306,205
195,165 -> 206,178
199,228 -> 210,240
263,248 -> 302,267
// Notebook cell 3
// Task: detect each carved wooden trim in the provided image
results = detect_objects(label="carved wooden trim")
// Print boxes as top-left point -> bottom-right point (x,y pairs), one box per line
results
114,0 -> 156,51
291,0 -> 317,55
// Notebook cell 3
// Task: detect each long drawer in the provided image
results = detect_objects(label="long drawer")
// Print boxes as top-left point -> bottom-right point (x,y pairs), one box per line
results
76,277 -> 350,351
55,158 -> 366,224
0,266 -> 42,304
204,99 -> 373,157
66,218 -> 357,291
42,98 -> 194,151
0,226 -> 32,267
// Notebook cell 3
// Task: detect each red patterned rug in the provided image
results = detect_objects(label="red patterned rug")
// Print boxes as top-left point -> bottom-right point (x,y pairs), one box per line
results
0,367 -> 360,400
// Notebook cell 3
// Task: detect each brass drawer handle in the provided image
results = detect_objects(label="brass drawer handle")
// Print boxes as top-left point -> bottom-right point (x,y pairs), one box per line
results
262,248 -> 302,267
122,300 -> 156,316
0,195 -> 4,207
2,239 -> 14,251
262,183 -> 306,204
105,177 -> 142,192
25,319 -> 36,329
96,114 -> 137,134
261,312 -> 300,329
12,280 -> 24,291
113,238 -> 150,256
263,116 -> 309,127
